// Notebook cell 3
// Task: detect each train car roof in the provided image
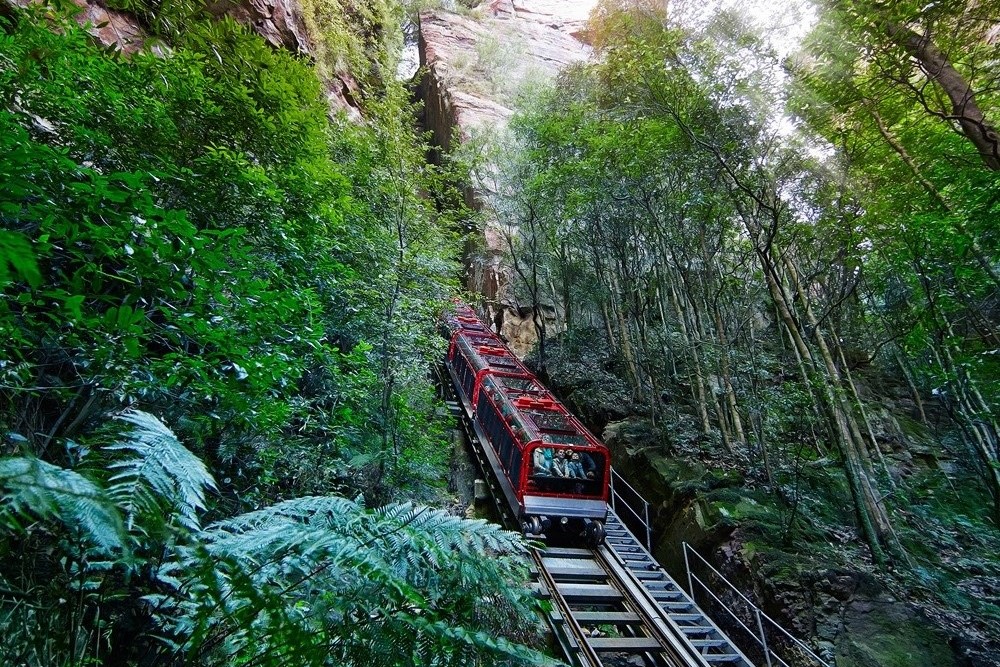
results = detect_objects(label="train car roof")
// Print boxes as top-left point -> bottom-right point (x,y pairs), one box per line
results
445,303 -> 607,451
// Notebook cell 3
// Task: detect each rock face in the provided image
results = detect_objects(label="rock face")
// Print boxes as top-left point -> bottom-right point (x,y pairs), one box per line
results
417,0 -> 596,352
5,0 -> 309,54
418,0 -> 593,149
3,0 -> 361,118
3,0 -> 148,52
205,0 -> 311,54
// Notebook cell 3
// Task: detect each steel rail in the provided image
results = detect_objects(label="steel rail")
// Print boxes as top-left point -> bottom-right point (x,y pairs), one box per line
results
531,543 -> 720,667
593,545 -> 710,667
531,547 -> 603,667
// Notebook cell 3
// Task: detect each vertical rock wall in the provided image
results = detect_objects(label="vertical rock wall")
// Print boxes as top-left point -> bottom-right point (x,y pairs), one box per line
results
416,0 -> 596,356
2,0 -> 362,118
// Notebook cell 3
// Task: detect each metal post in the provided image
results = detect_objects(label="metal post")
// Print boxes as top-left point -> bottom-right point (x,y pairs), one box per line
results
609,469 -> 617,513
756,608 -> 773,667
683,542 -> 694,598
644,500 -> 652,552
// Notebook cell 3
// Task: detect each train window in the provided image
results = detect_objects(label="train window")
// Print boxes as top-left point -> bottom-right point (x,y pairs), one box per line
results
482,354 -> 521,372
528,448 -> 606,499
528,411 -> 575,433
541,433 -> 588,446
476,386 -> 531,485
482,378 -> 536,444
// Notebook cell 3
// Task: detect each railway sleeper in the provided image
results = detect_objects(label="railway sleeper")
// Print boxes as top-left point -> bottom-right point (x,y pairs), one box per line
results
571,611 -> 642,626
587,636 -> 665,653
556,583 -> 623,603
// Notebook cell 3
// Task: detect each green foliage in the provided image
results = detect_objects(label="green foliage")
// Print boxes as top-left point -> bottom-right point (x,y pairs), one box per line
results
531,326 -> 633,430
0,413 -> 548,666
0,455 -> 126,553
0,230 -> 40,289
0,4 -> 461,505
154,497 -> 548,666
495,0 -> 999,649
0,2 -> 505,663
106,410 -> 216,532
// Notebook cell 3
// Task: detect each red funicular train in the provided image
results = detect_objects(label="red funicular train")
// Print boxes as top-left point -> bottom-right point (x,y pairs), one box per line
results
443,303 -> 609,546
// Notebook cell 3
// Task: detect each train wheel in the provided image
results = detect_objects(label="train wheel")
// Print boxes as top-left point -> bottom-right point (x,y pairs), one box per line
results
585,520 -> 605,548
522,515 -> 543,536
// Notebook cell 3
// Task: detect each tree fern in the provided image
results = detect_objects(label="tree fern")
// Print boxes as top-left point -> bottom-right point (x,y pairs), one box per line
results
105,410 -> 216,532
0,457 -> 126,552
152,496 -> 548,667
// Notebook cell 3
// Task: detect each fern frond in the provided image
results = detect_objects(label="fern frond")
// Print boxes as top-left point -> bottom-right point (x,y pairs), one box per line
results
154,496 -> 540,667
401,615 -> 561,666
0,456 -> 126,552
106,410 -> 216,531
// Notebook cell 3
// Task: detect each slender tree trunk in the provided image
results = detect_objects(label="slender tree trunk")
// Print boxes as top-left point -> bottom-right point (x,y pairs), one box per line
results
886,23 -> 1000,170
755,232 -> 894,565
668,279 -> 713,439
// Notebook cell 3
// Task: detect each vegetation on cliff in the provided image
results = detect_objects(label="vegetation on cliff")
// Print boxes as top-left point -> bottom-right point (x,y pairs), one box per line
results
0,2 -> 550,664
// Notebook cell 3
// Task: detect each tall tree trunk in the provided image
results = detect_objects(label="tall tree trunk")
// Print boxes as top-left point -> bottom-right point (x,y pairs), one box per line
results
754,231 -> 895,565
667,279 -> 714,439
886,22 -> 1000,170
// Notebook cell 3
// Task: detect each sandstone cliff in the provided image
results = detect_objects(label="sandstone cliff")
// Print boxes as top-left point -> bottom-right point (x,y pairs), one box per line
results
1,0 -> 362,118
417,0 -> 596,355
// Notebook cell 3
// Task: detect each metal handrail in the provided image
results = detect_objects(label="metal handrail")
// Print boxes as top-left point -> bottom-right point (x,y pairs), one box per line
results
609,466 -> 652,550
683,543 -> 832,667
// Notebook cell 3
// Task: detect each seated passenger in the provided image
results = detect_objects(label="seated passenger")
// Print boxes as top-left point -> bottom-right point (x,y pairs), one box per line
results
567,452 -> 586,479
511,421 -> 526,443
579,451 -> 597,479
552,449 -> 569,477
533,447 -> 552,475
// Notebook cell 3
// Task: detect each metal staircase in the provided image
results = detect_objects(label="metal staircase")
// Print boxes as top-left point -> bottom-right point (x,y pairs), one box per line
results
602,510 -> 754,666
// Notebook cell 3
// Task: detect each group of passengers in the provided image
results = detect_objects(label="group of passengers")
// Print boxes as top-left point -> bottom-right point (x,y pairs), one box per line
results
533,447 -> 595,480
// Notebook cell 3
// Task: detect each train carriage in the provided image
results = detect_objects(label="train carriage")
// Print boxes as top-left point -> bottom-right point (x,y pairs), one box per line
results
444,304 -> 609,546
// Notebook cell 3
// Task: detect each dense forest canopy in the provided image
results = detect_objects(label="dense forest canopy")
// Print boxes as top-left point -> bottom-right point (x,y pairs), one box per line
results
0,2 -> 552,664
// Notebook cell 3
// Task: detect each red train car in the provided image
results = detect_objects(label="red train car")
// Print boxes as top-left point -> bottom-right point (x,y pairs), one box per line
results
443,303 -> 609,546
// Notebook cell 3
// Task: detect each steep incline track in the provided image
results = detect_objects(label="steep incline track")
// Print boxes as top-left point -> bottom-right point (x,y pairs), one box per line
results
533,509 -> 753,667
446,396 -> 753,667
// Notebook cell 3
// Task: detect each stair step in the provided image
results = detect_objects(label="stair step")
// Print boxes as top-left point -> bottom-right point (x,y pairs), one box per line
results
633,571 -> 664,580
651,590 -> 684,600
588,636 -> 663,653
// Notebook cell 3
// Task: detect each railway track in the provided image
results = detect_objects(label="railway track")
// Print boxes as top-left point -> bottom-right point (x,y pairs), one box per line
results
445,396 -> 754,667
532,510 -> 753,667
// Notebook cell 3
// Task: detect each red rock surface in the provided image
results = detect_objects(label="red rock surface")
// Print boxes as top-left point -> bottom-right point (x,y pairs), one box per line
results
418,0 -> 594,147
205,0 -> 311,53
